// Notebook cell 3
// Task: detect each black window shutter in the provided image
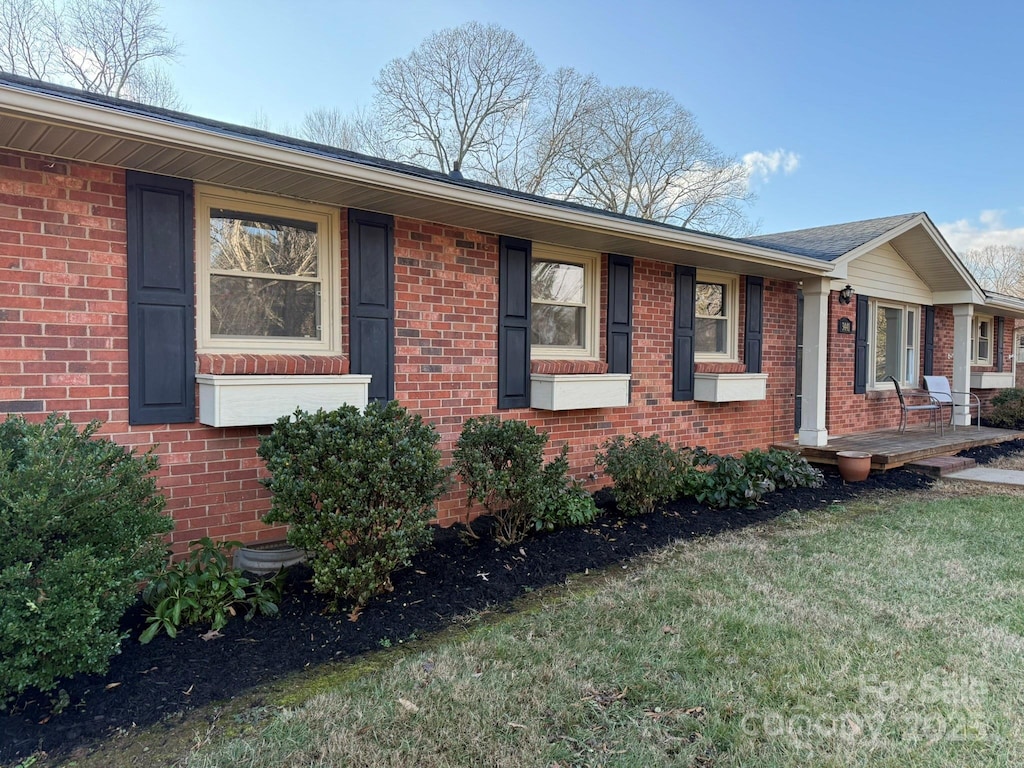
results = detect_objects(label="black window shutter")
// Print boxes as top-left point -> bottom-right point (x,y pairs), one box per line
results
349,209 -> 395,404
498,236 -> 531,408
996,316 -> 1005,372
923,306 -> 935,376
673,265 -> 696,401
744,276 -> 764,374
607,254 -> 633,374
126,171 -> 195,425
853,293 -> 869,394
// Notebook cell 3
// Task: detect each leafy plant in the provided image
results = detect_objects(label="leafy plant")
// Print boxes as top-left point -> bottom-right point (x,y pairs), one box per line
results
595,433 -> 686,516
987,388 -> 1024,429
0,413 -> 172,708
258,402 -> 448,607
454,417 -> 592,544
140,538 -> 283,644
687,447 -> 823,509
533,447 -> 599,532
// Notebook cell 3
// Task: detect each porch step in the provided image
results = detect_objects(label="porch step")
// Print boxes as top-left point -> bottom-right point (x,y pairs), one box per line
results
905,455 -> 977,477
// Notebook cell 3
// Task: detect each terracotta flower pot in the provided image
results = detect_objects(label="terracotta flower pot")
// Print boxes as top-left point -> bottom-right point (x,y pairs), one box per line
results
836,451 -> 872,482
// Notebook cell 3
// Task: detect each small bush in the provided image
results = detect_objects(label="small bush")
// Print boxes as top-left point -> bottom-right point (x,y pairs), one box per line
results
987,388 -> 1024,429
595,433 -> 685,516
454,417 -> 592,543
258,402 -> 448,607
140,538 -> 283,644
0,414 -> 172,708
688,447 -> 823,509
533,447 -> 599,532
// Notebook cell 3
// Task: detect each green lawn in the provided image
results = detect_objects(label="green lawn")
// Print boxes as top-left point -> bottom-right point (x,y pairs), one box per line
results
105,487 -> 1024,767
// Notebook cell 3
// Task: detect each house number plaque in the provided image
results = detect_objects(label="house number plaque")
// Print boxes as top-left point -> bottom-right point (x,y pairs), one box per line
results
837,317 -> 854,334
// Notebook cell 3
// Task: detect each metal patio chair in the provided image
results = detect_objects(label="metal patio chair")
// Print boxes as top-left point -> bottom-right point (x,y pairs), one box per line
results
887,376 -> 943,434
922,375 -> 981,430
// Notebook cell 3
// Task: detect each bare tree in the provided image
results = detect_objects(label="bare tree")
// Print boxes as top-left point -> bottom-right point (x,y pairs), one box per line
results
373,21 -> 543,174
560,86 -> 753,235
367,23 -> 753,233
49,0 -> 180,100
301,107 -> 361,148
0,0 -> 53,78
475,66 -> 601,194
0,0 -> 181,107
963,245 -> 1024,297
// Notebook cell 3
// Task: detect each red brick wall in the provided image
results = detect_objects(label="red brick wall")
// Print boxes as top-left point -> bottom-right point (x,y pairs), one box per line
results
0,151 -> 276,550
0,149 -> 800,545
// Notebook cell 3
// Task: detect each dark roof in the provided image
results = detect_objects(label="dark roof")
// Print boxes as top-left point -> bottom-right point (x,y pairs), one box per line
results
738,213 -> 924,261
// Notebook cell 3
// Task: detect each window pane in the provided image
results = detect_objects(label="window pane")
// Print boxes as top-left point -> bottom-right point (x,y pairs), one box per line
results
210,275 -> 320,338
532,261 -> 584,303
875,307 -> 902,382
978,321 -> 991,360
532,304 -> 584,347
696,283 -> 725,317
696,318 -> 728,354
210,209 -> 318,277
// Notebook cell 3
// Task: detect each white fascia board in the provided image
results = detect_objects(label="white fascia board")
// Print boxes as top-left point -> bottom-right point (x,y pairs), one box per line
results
832,213 -> 983,295
932,290 -> 984,305
981,293 -> 1024,320
0,83 -> 836,277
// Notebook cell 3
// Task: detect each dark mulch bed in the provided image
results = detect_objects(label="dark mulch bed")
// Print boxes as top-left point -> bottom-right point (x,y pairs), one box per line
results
4,440 -> 1023,764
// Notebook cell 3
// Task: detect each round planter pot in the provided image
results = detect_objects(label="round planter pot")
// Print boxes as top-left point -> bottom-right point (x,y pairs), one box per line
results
836,451 -> 872,483
233,540 -> 306,576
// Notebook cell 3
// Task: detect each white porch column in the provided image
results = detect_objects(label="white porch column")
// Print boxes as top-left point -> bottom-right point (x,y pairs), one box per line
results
799,277 -> 830,446
951,304 -> 973,426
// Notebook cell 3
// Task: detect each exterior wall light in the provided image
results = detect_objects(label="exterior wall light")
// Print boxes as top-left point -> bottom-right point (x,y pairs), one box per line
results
838,284 -> 854,304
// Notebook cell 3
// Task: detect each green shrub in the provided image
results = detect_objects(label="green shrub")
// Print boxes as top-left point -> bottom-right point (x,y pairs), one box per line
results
0,414 -> 172,708
688,447 -> 823,509
533,447 -> 599,532
258,402 -> 448,607
453,417 -> 592,543
743,447 -> 824,491
987,388 -> 1024,429
595,433 -> 685,516
140,538 -> 283,644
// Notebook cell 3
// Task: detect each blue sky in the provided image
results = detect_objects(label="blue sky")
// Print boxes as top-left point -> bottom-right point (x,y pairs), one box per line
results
159,0 -> 1024,252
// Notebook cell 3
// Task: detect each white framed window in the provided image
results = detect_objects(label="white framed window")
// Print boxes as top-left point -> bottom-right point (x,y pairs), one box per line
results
530,244 -> 599,359
871,301 -> 919,387
971,315 -> 992,365
695,270 -> 739,361
195,186 -> 339,354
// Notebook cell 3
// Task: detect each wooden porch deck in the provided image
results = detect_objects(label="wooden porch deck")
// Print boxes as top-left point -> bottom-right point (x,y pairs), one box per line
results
774,426 -> 1024,470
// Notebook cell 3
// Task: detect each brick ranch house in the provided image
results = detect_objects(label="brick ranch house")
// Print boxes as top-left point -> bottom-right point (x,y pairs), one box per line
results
2,73 -> 1023,550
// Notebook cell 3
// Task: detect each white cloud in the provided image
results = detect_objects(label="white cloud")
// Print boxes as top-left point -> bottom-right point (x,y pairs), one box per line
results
742,149 -> 800,182
937,210 -> 1024,253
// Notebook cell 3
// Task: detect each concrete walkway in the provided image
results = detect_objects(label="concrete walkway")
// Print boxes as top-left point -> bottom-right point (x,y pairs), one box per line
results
944,467 -> 1024,486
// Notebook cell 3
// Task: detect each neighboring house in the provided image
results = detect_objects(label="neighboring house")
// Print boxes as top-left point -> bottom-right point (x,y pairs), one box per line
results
2,73 -> 1022,548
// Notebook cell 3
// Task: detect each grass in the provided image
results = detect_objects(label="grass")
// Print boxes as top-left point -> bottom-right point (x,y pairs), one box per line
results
980,449 -> 1024,471
174,488 -> 1024,768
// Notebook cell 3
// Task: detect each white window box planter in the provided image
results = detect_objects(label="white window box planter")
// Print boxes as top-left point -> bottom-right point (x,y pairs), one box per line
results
970,371 -> 1015,389
197,374 -> 372,427
530,373 -> 631,411
693,373 -> 768,402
